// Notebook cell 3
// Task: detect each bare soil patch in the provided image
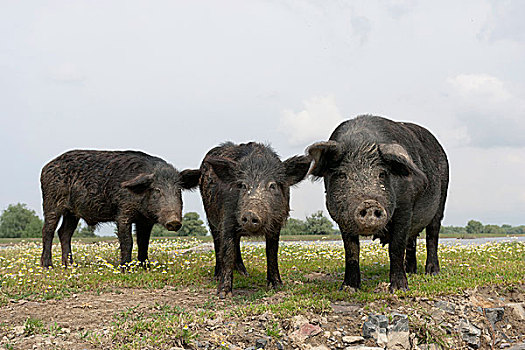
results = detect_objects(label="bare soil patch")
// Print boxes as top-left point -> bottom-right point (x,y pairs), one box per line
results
1,283 -> 524,349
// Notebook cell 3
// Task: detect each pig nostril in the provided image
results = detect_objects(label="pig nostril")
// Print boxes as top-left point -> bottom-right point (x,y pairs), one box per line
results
166,221 -> 182,231
374,210 -> 383,218
242,217 -> 248,223
251,218 -> 259,225
359,209 -> 367,217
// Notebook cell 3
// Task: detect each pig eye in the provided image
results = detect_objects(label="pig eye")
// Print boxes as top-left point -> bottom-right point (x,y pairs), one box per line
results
379,171 -> 387,179
335,173 -> 347,180
268,182 -> 278,191
237,182 -> 247,190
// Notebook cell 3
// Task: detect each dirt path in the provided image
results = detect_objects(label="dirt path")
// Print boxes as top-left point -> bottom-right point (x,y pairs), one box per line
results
1,284 -> 524,349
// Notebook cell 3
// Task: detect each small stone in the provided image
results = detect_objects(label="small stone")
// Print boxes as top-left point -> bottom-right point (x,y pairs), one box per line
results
435,300 -> 456,314
458,318 -> 481,349
344,347 -> 384,350
289,323 -> 322,343
275,342 -> 284,350
245,347 -> 256,350
484,308 -> 504,324
13,326 -> 25,336
291,315 -> 309,329
376,328 -> 388,347
387,331 -> 410,350
323,331 -> 331,337
388,313 -> 409,333
255,338 -> 268,349
506,303 -> 525,320
333,330 -> 342,337
342,336 -> 364,344
507,344 -> 525,350
310,346 -> 330,350
500,343 -> 510,349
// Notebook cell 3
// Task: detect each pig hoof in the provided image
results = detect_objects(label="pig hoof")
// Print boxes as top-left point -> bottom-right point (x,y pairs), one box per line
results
340,285 -> 357,293
139,261 -> 151,269
389,281 -> 409,292
235,265 -> 249,276
217,290 -> 232,299
268,280 -> 283,290
425,264 -> 440,275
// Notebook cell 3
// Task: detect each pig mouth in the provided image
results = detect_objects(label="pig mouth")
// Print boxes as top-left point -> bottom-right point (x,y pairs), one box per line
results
158,212 -> 183,232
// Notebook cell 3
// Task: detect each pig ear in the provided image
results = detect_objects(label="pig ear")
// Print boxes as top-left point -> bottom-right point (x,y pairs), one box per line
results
379,143 -> 428,189
306,141 -> 342,178
205,157 -> 238,183
283,155 -> 311,186
180,169 -> 201,190
121,173 -> 155,194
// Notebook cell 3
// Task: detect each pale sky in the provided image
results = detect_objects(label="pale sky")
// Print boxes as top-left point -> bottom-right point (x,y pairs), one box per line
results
1,1 -> 524,234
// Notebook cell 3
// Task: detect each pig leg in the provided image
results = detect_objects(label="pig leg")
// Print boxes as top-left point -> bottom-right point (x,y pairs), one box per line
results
217,219 -> 237,298
425,217 -> 441,275
41,212 -> 60,268
116,218 -> 133,266
234,235 -> 248,276
388,217 -> 410,291
341,233 -> 360,290
405,234 -> 417,274
57,212 -> 80,266
265,234 -> 282,289
210,226 -> 223,278
136,221 -> 153,265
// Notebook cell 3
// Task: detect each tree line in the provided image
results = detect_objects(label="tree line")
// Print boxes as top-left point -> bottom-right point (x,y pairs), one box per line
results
440,219 -> 525,235
1,203 -> 524,238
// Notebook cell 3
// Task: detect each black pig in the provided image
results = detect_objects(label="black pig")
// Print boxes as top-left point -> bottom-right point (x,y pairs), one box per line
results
40,150 -> 200,267
197,142 -> 310,298
307,116 -> 449,291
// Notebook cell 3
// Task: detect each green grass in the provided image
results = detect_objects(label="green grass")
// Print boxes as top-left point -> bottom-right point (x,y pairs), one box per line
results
0,237 -> 524,348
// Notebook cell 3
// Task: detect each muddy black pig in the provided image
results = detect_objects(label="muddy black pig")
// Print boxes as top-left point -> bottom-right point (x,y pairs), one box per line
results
307,115 -> 449,291
196,142 -> 311,298
40,150 -> 201,267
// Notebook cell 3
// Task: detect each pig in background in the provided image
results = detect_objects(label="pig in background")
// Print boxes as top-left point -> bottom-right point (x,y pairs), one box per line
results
40,150 -> 201,267
196,142 -> 311,298
307,115 -> 449,291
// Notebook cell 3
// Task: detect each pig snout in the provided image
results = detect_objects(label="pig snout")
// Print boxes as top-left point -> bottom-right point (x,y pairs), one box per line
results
354,199 -> 387,233
240,211 -> 262,233
165,219 -> 182,232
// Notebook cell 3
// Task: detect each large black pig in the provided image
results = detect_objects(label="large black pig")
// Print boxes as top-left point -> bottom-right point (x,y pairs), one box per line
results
307,115 -> 449,291
197,142 -> 311,298
40,150 -> 200,267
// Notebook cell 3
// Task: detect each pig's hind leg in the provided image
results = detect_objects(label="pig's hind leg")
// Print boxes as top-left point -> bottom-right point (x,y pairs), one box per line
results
57,211 -> 80,266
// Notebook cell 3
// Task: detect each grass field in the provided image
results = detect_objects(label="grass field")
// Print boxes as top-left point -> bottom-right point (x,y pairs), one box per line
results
0,237 -> 524,349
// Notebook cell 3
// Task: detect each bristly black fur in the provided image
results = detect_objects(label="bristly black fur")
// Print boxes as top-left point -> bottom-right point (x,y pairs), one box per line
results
307,115 -> 449,292
198,142 -> 311,297
40,150 -> 200,268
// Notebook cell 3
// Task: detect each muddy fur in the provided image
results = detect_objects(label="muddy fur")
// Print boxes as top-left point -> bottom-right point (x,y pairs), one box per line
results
196,142 -> 311,297
307,115 -> 449,291
40,150 -> 200,267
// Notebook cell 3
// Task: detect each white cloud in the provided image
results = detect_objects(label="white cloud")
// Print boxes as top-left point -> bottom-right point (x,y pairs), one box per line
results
447,73 -> 511,103
279,95 -> 344,146
50,63 -> 85,84
446,73 -> 525,148
479,0 -> 525,43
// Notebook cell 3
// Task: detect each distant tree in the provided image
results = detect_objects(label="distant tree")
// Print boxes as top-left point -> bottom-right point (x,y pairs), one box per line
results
74,222 -> 97,237
482,224 -> 504,235
151,212 -> 208,237
305,211 -> 335,235
439,225 -> 467,235
0,203 -> 43,238
178,212 -> 208,236
466,220 -> 483,234
281,218 -> 308,235
150,224 -> 172,237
